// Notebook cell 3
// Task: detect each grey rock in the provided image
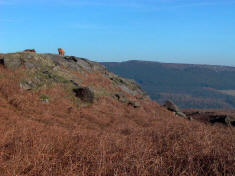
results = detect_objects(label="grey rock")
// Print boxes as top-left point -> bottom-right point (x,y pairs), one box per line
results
76,58 -> 93,72
91,62 -> 107,73
210,115 -> 235,126
163,100 -> 188,119
3,53 -> 23,69
114,93 -> 128,103
128,101 -> 140,108
225,116 -> 235,126
24,62 -> 36,69
20,80 -> 34,90
163,100 -> 180,112
20,83 -> 32,90
44,54 -> 65,66
107,72 -> 147,98
175,111 -> 187,118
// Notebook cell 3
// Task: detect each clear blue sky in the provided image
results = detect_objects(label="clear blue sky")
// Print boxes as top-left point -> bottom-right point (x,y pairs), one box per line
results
1,0 -> 235,66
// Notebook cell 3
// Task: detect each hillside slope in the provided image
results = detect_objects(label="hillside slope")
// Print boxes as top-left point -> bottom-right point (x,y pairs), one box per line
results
0,53 -> 234,176
102,60 -> 235,109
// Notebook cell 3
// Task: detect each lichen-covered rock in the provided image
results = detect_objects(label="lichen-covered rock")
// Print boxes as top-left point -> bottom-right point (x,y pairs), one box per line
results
3,53 -> 23,69
106,72 -> 147,99
1,52 -> 148,105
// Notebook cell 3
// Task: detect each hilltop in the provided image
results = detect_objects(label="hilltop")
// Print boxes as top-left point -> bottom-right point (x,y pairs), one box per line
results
102,60 -> 235,109
0,53 -> 234,175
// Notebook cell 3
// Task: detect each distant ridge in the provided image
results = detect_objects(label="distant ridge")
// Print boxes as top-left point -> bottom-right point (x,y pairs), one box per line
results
104,60 -> 235,72
101,60 -> 235,109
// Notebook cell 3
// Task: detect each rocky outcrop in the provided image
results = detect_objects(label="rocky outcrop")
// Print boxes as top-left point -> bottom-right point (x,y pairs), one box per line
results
106,72 -> 147,99
0,52 -> 147,105
3,53 -> 24,69
1,52 -> 106,73
210,115 -> 235,126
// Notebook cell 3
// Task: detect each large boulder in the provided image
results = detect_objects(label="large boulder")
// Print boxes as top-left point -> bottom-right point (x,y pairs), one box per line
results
73,87 -> 94,103
163,100 -> 188,119
163,100 -> 180,112
175,111 -> 187,118
210,115 -> 235,126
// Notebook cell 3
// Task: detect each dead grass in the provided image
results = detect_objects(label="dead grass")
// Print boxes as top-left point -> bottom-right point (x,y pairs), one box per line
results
0,66 -> 234,176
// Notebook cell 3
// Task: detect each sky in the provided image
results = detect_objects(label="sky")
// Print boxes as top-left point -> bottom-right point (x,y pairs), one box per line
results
0,0 -> 235,66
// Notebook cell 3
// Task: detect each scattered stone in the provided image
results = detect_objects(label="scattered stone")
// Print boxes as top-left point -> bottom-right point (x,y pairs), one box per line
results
73,87 -> 94,103
175,111 -> 187,118
20,80 -> 34,90
114,93 -> 128,103
128,101 -> 140,108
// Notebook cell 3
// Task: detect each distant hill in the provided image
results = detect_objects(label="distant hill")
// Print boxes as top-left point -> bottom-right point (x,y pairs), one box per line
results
101,60 -> 235,109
